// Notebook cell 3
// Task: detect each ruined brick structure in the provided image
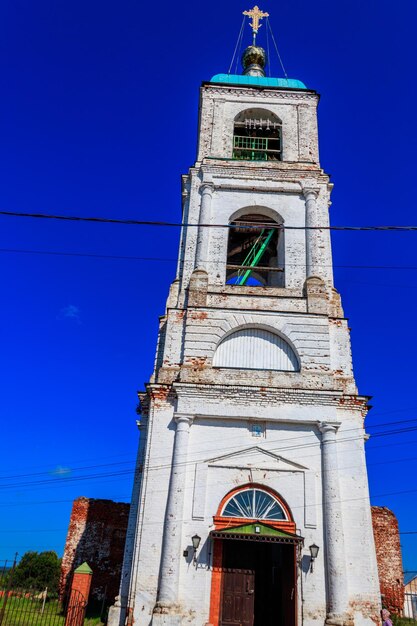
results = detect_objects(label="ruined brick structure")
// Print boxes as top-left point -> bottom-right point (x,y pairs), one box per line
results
371,506 -> 404,613
60,497 -> 130,607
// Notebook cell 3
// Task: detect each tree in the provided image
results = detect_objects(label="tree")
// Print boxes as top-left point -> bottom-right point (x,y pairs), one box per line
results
11,551 -> 61,591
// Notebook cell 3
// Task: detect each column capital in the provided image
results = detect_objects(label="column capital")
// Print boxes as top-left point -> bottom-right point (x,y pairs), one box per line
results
303,186 -> 319,200
200,181 -> 214,195
174,413 -> 194,426
318,421 -> 340,435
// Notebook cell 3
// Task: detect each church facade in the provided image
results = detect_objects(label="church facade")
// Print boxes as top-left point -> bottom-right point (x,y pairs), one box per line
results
109,10 -> 381,626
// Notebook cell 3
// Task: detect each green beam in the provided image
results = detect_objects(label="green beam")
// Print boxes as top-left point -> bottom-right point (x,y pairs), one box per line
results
237,228 -> 274,285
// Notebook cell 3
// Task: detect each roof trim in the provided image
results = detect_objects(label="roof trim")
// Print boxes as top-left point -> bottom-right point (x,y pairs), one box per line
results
210,521 -> 303,544
209,73 -> 307,90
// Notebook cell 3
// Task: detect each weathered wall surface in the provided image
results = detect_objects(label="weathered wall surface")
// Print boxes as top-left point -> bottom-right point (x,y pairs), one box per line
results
60,497 -> 130,606
371,506 -> 404,613
111,80 -> 382,626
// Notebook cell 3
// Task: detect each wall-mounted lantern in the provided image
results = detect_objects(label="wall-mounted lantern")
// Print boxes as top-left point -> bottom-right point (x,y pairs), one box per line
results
309,543 -> 319,572
192,534 -> 201,564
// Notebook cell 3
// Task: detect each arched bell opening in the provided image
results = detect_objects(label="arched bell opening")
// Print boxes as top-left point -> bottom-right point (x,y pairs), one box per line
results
226,213 -> 284,287
233,108 -> 282,161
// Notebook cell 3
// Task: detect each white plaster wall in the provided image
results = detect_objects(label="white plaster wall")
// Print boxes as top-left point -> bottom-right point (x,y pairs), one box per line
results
129,409 -> 329,626
182,309 -> 332,372
176,168 -> 333,293
337,416 -> 381,614
206,189 -> 307,288
128,401 -> 380,626
197,84 -> 320,164
119,76 -> 381,626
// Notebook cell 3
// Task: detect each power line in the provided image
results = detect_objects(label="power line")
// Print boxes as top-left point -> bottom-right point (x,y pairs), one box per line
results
0,417 -> 401,481
2,246 -> 417,272
0,468 -> 135,490
2,479 -> 417,518
0,459 -> 135,481
1,422 -> 417,494
0,405 -> 412,479
0,496 -> 131,508
3,210 -> 417,231
2,445 -> 417,514
0,414 -> 415,485
4,519 -> 417,537
0,418 -> 416,502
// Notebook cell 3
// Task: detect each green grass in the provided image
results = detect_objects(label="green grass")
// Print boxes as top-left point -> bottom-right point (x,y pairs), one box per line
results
392,617 -> 417,626
0,596 -> 104,625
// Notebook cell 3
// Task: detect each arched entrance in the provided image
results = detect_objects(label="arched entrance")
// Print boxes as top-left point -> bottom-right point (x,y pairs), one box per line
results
209,485 -> 302,626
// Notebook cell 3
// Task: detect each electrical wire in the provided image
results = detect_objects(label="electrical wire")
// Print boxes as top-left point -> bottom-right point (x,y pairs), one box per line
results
1,421 -> 417,493
235,20 -> 245,75
0,418 -> 404,482
266,19 -> 271,78
0,414 -> 416,483
4,526 -> 417,535
228,16 -> 246,75
0,405 -> 412,481
266,18 -> 288,79
2,246 -> 417,273
3,210 -> 417,231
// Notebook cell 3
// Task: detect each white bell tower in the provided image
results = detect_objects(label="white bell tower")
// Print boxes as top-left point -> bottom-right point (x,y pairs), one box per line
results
109,8 -> 381,626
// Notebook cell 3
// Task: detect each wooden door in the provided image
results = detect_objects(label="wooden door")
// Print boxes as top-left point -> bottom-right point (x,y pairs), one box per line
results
220,568 -> 255,626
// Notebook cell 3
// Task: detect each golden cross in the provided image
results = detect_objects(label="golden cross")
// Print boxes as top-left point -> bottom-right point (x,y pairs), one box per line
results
243,5 -> 269,43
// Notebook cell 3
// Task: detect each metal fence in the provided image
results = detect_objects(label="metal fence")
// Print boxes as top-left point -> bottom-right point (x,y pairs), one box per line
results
0,588 -> 88,626
0,559 -> 87,626
404,574 -> 417,622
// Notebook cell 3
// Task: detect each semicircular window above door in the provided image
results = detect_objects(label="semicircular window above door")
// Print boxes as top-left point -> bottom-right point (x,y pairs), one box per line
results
221,488 -> 287,521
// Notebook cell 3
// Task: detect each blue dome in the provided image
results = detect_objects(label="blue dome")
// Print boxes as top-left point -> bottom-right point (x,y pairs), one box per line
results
210,73 -> 307,89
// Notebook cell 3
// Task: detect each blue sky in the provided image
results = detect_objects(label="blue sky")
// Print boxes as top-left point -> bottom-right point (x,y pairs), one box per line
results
1,0 -> 417,574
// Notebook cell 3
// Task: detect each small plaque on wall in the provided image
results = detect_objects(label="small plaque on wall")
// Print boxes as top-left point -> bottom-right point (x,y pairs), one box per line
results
249,422 -> 265,438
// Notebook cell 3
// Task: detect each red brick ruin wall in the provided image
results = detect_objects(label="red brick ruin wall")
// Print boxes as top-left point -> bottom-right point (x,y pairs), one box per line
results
60,497 -> 130,605
372,506 -> 404,613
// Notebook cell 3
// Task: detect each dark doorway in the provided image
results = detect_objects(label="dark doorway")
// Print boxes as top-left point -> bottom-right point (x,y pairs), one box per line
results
220,539 -> 296,626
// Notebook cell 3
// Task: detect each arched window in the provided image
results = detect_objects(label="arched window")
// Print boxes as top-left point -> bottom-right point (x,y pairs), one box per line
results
233,108 -> 282,161
221,488 -> 287,521
226,213 -> 284,287
213,327 -> 299,371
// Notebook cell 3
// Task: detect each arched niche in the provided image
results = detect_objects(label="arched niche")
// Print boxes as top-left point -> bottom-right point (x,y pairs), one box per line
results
226,210 -> 285,287
212,325 -> 300,371
233,108 -> 282,161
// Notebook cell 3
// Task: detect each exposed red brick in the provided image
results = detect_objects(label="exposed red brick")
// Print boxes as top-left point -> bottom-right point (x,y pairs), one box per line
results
189,310 -> 208,320
371,506 -> 404,614
185,356 -> 207,370
60,497 -> 130,607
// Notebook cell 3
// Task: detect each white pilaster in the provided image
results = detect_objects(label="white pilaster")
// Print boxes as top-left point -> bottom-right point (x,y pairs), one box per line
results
319,422 -> 351,626
304,187 -> 319,279
153,414 -> 193,618
195,182 -> 214,270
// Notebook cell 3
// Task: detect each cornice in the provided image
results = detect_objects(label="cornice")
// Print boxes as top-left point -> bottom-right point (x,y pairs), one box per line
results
143,382 -> 369,415
194,162 -> 330,185
203,85 -> 318,103
172,382 -> 367,410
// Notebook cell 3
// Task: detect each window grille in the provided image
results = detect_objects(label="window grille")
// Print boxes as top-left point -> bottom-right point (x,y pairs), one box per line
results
222,488 -> 286,521
232,111 -> 282,161
233,135 -> 280,161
